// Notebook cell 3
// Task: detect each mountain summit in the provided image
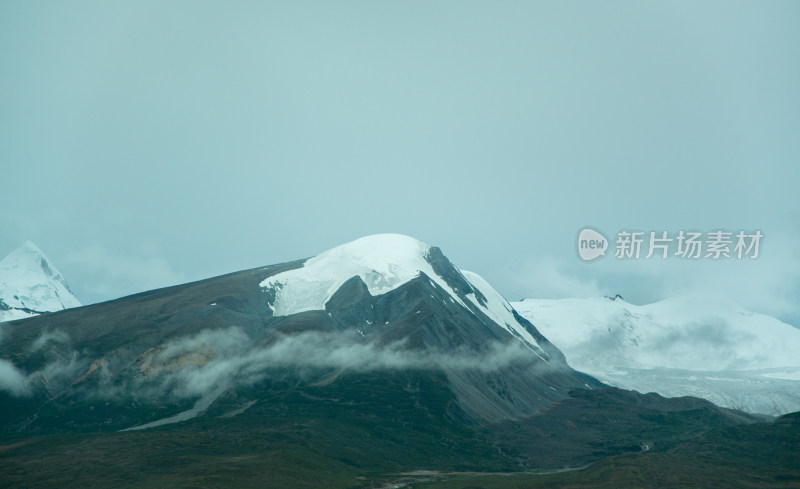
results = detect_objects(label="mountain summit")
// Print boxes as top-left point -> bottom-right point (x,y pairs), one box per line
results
261,234 -> 546,354
0,241 -> 81,322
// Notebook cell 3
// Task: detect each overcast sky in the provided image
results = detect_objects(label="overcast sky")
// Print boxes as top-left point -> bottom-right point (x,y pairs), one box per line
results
1,1 -> 798,326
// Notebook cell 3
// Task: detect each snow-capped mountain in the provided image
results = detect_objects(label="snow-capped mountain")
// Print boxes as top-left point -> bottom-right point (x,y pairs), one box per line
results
512,295 -> 800,416
260,234 -> 545,355
0,241 -> 81,322
0,234 -> 597,432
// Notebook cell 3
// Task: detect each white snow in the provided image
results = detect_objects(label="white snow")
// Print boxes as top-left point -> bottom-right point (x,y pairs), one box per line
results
512,294 -> 800,415
461,270 -> 543,354
259,235 -> 547,356
0,309 -> 38,322
260,234 -> 468,315
0,241 -> 81,322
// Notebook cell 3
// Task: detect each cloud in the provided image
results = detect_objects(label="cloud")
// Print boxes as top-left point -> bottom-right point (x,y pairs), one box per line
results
507,228 -> 800,328
31,330 -> 70,352
623,229 -> 800,327
0,359 -> 29,396
2,325 -> 539,402
130,327 -> 539,401
505,255 -> 610,301
0,330 -> 85,398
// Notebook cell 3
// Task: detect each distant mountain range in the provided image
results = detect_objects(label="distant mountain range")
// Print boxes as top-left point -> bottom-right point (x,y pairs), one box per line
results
513,295 -> 800,416
0,241 -> 80,322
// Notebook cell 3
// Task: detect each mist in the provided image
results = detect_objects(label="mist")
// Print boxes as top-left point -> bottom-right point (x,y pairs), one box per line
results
0,359 -> 28,397
133,327 -> 541,402
0,324 -> 544,404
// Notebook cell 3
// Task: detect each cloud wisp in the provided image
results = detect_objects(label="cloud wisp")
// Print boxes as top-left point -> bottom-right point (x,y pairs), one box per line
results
132,327 -> 538,401
0,359 -> 29,396
0,329 -> 86,397
0,324 -> 541,402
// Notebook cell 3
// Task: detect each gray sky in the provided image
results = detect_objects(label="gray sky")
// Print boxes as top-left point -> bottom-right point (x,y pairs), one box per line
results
1,1 -> 799,326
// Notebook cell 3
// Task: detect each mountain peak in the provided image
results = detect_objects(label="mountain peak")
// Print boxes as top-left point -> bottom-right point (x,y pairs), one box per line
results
259,233 -> 554,363
0,241 -> 81,322
316,234 -> 432,265
3,241 -> 58,280
260,234 -> 448,316
20,240 -> 42,252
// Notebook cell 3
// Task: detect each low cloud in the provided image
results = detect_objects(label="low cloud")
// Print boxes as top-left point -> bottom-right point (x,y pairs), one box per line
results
506,255 -> 609,300
508,228 -> 800,328
31,330 -> 71,352
0,359 -> 29,396
1,325 -> 550,403
0,330 -> 84,397
130,327 -> 537,401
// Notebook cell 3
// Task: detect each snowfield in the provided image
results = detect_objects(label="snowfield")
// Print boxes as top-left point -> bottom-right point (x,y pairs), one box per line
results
512,295 -> 800,415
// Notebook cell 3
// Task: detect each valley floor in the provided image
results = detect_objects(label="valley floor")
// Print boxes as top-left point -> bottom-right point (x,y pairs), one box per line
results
1,410 -> 798,489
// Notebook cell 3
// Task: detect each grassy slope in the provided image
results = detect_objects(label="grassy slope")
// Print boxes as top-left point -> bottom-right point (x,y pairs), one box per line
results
411,412 -> 800,489
2,387 -> 791,489
3,413 -> 798,489
0,371 -> 513,488
0,413 -> 510,489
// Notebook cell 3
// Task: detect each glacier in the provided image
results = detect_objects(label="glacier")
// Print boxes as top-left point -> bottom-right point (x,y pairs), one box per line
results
512,295 -> 800,416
